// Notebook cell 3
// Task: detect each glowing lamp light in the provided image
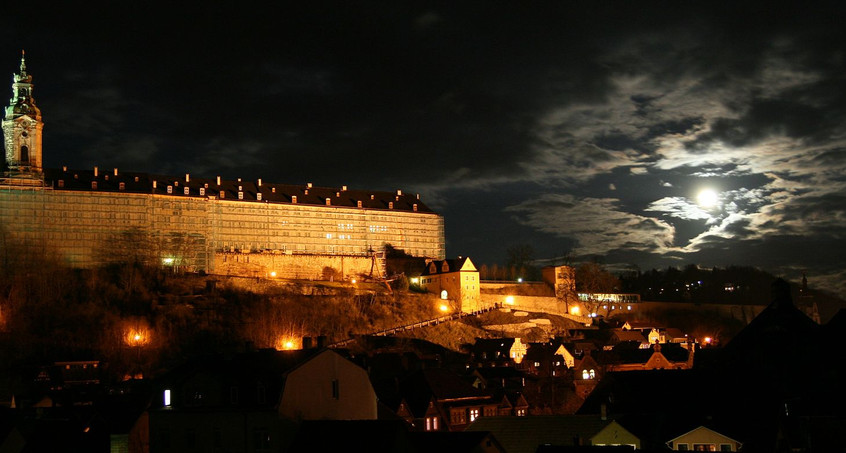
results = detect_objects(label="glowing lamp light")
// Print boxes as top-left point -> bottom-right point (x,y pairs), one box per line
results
411,277 -> 419,284
284,341 -> 295,350
439,304 -> 449,313
704,336 -> 712,344
570,306 -> 581,316
351,278 -> 357,284
162,257 -> 174,265
505,296 -> 515,305
517,277 -> 523,283
270,271 -> 277,277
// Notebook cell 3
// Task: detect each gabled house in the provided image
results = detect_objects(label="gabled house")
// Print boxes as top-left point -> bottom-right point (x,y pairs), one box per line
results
385,368 -> 499,432
604,342 -> 694,372
419,256 -> 482,313
666,425 -> 742,451
469,338 -> 517,367
466,415 -> 640,453
590,419 -> 641,449
573,353 -> 602,399
520,341 -> 568,378
147,347 -> 377,452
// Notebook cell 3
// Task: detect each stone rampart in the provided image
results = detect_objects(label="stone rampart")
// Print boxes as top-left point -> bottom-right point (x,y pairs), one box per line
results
213,252 -> 375,280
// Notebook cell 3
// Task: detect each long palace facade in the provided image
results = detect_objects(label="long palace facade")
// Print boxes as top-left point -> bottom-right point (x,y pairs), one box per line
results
0,53 -> 445,278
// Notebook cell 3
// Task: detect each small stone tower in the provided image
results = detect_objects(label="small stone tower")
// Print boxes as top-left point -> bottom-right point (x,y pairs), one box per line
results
3,50 -> 44,176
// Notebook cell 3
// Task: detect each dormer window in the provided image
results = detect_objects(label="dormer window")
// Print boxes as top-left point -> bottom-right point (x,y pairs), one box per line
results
119,182 -> 125,191
91,181 -> 98,190
199,187 -> 205,196
184,187 -> 190,195
357,200 -> 362,208
220,191 -> 225,199
257,192 -> 262,201
167,185 -> 173,194
292,195 -> 297,203
238,191 -> 244,200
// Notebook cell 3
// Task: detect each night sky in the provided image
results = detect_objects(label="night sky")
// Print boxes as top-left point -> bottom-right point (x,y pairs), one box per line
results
3,2 -> 845,293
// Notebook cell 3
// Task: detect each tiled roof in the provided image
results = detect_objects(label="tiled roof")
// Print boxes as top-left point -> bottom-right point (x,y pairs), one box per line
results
42,167 -> 435,213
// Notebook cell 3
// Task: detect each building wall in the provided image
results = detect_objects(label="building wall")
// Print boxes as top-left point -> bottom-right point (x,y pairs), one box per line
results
278,349 -> 377,420
0,183 -> 444,274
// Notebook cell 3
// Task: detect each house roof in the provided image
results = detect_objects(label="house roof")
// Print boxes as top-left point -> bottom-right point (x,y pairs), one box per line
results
42,167 -> 436,214
470,338 -> 515,357
465,415 -> 620,453
287,419 -> 416,452
398,368 -> 493,417
421,257 -> 476,276
611,329 -> 647,343
407,430 -> 507,453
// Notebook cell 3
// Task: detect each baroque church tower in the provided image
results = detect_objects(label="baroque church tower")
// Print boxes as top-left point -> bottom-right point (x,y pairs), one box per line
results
2,50 -> 43,176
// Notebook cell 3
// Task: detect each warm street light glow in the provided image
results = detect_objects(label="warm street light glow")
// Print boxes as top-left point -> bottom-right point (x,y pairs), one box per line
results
570,306 -> 580,315
439,304 -> 449,312
411,277 -> 419,284
270,271 -> 277,277
124,327 -> 151,347
275,337 -> 299,350
505,296 -> 515,305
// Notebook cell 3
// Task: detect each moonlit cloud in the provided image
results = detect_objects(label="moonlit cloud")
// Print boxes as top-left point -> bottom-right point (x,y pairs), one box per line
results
506,194 -> 676,256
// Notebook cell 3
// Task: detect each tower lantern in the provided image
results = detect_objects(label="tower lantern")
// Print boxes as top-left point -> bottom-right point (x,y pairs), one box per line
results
3,50 -> 44,175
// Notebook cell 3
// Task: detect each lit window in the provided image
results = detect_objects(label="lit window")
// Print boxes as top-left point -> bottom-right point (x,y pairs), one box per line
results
238,191 -> 244,200
257,192 -> 262,201
582,370 -> 590,380
184,187 -> 190,195
164,389 -> 172,407
440,290 -> 448,300
58,180 -> 64,187
199,188 -> 205,196
589,369 -> 596,379
469,408 -> 480,422
167,185 -> 172,194
119,182 -> 125,190
91,181 -> 98,189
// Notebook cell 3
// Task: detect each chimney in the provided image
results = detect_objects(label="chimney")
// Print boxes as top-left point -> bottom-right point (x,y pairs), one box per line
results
94,166 -> 98,177
317,335 -> 327,348
302,337 -> 313,349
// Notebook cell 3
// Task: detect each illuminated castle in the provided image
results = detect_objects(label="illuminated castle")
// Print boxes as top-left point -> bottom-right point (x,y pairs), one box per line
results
0,53 -> 445,279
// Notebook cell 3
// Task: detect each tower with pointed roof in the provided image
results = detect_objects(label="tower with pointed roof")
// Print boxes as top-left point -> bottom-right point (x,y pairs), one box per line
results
3,50 -> 43,176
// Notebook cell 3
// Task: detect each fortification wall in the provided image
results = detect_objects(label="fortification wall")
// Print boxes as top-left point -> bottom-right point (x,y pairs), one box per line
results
480,293 -> 566,316
213,252 -> 375,280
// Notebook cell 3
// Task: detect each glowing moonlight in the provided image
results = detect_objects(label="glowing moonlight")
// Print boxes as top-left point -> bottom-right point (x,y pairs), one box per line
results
697,188 -> 719,208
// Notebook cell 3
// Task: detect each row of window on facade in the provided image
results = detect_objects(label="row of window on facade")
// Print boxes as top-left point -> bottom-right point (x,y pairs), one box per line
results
61,180 -> 419,211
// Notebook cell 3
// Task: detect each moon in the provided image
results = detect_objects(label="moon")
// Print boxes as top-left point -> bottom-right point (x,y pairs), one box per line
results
697,188 -> 719,208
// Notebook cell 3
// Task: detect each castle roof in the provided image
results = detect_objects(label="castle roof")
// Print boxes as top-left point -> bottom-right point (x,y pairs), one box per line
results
41,167 -> 436,214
